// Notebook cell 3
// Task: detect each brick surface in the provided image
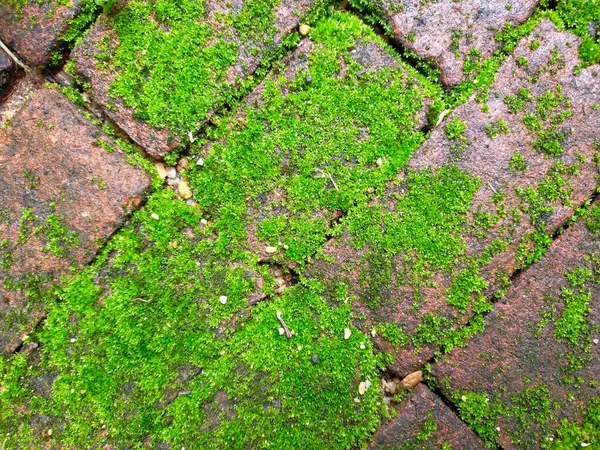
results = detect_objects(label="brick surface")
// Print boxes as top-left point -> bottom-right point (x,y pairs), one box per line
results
0,0 -> 81,66
432,212 -> 600,448
72,0 -> 318,159
368,384 -> 485,449
0,88 -> 150,354
308,20 -> 600,375
367,0 -> 538,86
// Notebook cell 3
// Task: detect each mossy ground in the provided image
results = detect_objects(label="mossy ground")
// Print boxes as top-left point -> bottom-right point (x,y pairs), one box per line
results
2,0 -> 600,448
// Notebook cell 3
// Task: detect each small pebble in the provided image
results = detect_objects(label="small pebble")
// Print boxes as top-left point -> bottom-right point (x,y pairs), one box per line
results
365,380 -> 372,389
219,295 -> 228,304
305,75 -> 313,83
593,338 -> 599,344
178,180 -> 193,200
70,338 -> 76,343
358,381 -> 367,395
311,354 -> 318,364
299,24 -> 310,36
47,429 -> 53,436
178,157 -> 190,170
278,327 -> 285,335
200,218 -> 208,225
154,162 -> 168,180
344,328 -> 351,340
265,246 -> 278,254
367,187 -> 375,194
461,395 -> 467,402
165,166 -> 177,179
151,213 -> 160,220
376,157 -> 383,166
196,158 -> 204,166
353,397 -> 360,403
359,342 -> 365,349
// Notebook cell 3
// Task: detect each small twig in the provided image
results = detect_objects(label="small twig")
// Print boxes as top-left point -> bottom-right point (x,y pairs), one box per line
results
316,168 -> 339,191
0,38 -> 30,73
276,311 -> 292,338
487,181 -> 498,194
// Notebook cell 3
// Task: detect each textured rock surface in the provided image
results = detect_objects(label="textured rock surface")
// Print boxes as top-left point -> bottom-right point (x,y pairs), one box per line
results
72,0 -> 318,159
309,19 -> 600,375
369,0 -> 538,86
368,384 -> 485,449
0,0 -> 81,66
432,212 -> 600,449
0,88 -> 150,354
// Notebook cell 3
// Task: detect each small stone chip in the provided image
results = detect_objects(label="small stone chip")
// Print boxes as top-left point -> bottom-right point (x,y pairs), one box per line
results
278,327 -> 285,335
358,381 -> 367,395
219,295 -> 228,304
265,246 -> 278,254
196,157 -> 204,166
151,213 -> 160,220
154,162 -> 168,180
165,166 -> 177,179
311,354 -> 318,364
299,24 -> 310,36
344,328 -> 351,340
399,370 -> 422,391
178,180 -> 193,200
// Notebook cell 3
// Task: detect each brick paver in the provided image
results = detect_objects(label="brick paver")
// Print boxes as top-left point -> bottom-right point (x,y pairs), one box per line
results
0,0 -> 82,66
0,87 -> 150,353
432,209 -> 600,448
369,384 -> 485,449
357,0 -> 538,86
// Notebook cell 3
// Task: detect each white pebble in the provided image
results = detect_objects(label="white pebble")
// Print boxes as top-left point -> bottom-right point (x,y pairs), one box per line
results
200,218 -> 208,225
593,338 -> 599,344
359,342 -> 365,349
278,328 -> 285,335
151,213 -> 159,220
376,157 -> 383,166
196,158 -> 204,166
461,395 -> 467,402
219,296 -> 227,304
70,338 -> 76,343
365,380 -> 372,389
344,328 -> 351,340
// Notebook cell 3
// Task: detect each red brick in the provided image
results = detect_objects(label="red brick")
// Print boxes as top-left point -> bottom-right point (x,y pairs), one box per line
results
0,1 -> 81,66
368,0 -> 538,86
431,212 -> 600,448
369,384 -> 485,449
0,87 -> 150,353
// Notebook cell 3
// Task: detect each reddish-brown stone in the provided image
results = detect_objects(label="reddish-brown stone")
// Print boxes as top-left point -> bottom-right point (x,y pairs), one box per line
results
0,87 -> 150,354
72,0 -> 317,159
371,0 -> 538,86
369,384 -> 485,449
0,1 -> 81,66
431,212 -> 600,449
308,20 -> 600,376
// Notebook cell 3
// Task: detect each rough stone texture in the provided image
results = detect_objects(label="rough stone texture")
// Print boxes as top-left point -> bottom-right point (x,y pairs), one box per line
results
368,384 -> 485,449
0,48 -> 14,92
0,88 -> 150,354
72,0 -> 317,159
432,213 -> 600,449
0,0 -> 81,66
308,20 -> 600,376
373,0 -> 538,86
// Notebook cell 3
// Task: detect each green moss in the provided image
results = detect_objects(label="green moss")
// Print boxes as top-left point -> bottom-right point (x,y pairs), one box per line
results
546,399 -> 600,449
549,0 -> 600,66
0,190 -> 385,449
184,12 -> 441,264
484,119 -> 510,139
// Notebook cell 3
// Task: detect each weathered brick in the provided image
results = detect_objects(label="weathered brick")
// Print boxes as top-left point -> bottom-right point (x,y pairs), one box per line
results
360,0 -> 538,86
369,384 -> 485,449
308,20 -> 600,375
72,0 -> 319,159
0,0 -> 81,66
0,88 -> 150,353
431,210 -> 600,448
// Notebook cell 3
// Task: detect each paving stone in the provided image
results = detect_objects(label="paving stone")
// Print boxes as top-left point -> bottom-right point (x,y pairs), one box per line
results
431,209 -> 600,449
358,0 -> 538,86
0,0 -> 82,66
0,87 -> 150,354
368,384 -> 485,449
72,0 -> 319,159
307,19 -> 600,376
